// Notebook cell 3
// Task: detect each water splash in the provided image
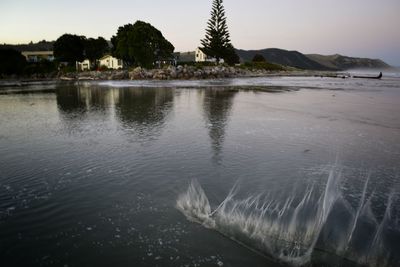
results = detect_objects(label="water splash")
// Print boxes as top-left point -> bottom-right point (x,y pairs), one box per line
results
176,180 -> 215,228
176,167 -> 399,266
364,192 -> 394,267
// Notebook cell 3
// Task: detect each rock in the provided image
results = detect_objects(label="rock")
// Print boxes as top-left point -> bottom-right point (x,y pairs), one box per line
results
153,69 -> 168,80
176,65 -> 184,73
144,71 -> 153,79
60,76 -> 74,81
109,70 -> 128,80
193,70 -> 202,78
166,65 -> 176,72
44,64 -> 279,81
129,67 -> 144,80
169,69 -> 177,79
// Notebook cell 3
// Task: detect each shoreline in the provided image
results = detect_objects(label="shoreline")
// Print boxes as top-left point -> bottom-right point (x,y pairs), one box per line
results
0,66 -> 347,88
6,65 -> 396,89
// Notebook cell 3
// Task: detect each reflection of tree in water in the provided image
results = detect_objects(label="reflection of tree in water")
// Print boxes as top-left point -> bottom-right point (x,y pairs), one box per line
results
57,85 -> 115,115
56,85 -> 91,135
56,85 -> 88,116
115,88 -> 173,139
203,88 -> 237,158
56,85 -> 116,135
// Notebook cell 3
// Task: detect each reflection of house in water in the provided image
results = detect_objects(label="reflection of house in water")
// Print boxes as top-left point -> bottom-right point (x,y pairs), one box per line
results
86,87 -> 116,112
115,88 -> 174,139
202,89 -> 237,159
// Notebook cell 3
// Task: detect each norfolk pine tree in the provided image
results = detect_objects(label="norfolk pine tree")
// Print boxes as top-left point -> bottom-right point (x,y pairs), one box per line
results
201,0 -> 239,65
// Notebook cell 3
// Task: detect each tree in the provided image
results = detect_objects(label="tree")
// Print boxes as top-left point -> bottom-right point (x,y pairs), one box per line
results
224,44 -> 240,65
111,21 -> 175,68
0,49 -> 26,74
252,54 -> 266,62
53,34 -> 86,63
111,24 -> 134,65
84,37 -> 109,65
200,0 -> 238,64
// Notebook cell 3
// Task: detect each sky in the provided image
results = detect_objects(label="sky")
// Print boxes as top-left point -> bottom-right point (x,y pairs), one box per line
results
1,0 -> 399,65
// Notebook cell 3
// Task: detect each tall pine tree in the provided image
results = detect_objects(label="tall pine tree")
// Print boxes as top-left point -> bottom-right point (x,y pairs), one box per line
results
201,0 -> 238,64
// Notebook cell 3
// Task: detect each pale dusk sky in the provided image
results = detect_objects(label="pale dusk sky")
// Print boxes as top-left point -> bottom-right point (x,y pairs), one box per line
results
1,0 -> 399,65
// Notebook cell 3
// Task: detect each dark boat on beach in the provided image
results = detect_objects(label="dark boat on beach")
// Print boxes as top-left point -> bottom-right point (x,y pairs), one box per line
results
353,72 -> 382,79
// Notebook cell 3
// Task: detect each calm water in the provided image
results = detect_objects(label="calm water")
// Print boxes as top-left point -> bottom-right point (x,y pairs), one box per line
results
1,75 -> 400,267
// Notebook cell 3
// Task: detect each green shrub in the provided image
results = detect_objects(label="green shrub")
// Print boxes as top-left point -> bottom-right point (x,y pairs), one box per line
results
59,64 -> 76,73
23,60 -> 57,75
252,54 -> 266,62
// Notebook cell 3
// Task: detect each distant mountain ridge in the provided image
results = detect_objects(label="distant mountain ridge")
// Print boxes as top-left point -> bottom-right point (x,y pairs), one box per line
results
236,48 -> 332,70
235,48 -> 391,70
0,40 -> 54,52
306,54 -> 390,70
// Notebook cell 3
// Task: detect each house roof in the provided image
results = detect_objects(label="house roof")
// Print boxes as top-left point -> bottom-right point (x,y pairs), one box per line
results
76,59 -> 90,63
99,54 -> 115,60
21,51 -> 53,56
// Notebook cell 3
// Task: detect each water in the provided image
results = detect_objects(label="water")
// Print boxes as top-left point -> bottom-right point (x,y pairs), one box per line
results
1,74 -> 400,267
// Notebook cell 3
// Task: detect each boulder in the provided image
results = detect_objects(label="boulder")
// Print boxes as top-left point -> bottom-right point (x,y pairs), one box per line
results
129,67 -> 144,80
109,70 -> 128,80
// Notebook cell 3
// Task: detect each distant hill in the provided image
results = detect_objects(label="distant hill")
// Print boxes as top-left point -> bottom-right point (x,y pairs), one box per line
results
235,48 -> 333,70
306,54 -> 391,70
235,48 -> 391,70
175,51 -> 195,62
0,40 -> 54,52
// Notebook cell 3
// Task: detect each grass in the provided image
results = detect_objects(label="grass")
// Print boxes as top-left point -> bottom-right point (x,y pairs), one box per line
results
240,62 -> 285,71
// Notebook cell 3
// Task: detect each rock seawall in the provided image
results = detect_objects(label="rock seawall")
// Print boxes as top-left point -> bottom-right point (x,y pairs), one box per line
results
59,65 -> 281,81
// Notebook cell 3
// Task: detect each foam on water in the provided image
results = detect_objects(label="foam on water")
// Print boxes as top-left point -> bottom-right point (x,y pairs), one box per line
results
176,167 -> 399,266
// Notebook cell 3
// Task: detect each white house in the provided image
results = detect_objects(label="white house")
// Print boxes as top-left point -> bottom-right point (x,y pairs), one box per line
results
21,51 -> 54,62
195,48 -> 209,62
76,59 -> 91,71
195,47 -> 223,63
98,55 -> 123,69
